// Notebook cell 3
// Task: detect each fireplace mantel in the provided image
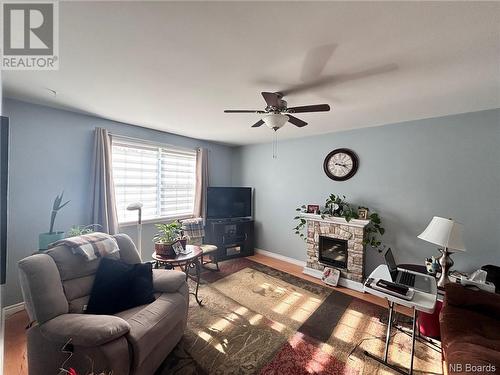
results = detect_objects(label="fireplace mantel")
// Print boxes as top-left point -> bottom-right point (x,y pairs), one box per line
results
300,213 -> 370,228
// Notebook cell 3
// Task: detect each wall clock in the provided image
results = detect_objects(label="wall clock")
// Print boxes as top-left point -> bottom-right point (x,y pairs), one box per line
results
323,148 -> 359,181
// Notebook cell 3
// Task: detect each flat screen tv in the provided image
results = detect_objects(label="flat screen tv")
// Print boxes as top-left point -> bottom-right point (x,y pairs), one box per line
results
207,187 -> 252,219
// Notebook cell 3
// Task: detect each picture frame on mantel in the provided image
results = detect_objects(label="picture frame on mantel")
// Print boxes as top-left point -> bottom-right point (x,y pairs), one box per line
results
358,207 -> 369,220
307,204 -> 320,214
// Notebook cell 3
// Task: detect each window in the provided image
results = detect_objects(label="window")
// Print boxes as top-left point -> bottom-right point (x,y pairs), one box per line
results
111,136 -> 197,223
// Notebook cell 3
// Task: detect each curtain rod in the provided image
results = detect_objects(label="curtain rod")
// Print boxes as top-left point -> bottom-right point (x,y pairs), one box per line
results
107,131 -> 201,153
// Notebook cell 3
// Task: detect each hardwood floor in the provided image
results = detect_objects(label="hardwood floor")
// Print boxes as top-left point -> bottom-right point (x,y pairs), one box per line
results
3,309 -> 28,375
3,253 -> 408,374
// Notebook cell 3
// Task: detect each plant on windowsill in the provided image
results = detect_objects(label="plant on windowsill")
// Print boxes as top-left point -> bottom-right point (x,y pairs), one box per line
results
153,221 -> 185,257
292,193 -> 389,253
39,191 -> 70,251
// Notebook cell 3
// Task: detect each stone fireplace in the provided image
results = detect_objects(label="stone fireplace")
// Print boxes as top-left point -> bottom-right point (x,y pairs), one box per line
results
302,214 -> 370,287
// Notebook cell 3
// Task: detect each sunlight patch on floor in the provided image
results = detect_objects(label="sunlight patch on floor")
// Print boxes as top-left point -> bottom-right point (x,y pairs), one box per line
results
290,296 -> 322,322
333,308 -> 364,344
249,313 -> 263,325
305,346 -> 328,373
272,291 -> 303,314
270,320 -> 286,332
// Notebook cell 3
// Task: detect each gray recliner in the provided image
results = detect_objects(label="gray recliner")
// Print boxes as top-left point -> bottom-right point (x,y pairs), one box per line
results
18,233 -> 189,375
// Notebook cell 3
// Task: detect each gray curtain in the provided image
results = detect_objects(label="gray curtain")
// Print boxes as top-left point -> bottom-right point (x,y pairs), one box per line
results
193,148 -> 209,218
91,128 -> 119,234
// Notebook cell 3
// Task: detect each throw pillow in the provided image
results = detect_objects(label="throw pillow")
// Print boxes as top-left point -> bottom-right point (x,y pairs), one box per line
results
86,258 -> 155,315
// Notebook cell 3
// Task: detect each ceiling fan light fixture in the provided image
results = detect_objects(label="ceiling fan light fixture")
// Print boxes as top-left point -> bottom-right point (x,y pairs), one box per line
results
263,113 -> 289,130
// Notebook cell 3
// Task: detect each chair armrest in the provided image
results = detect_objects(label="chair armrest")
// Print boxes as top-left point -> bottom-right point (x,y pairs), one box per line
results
40,314 -> 130,347
445,283 -> 500,319
152,269 -> 187,293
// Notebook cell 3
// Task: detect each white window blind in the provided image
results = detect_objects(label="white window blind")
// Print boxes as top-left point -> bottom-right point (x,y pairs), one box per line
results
111,137 -> 197,223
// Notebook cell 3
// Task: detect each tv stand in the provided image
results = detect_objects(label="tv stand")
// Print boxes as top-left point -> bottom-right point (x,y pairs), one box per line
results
205,218 -> 254,260
210,217 -> 251,224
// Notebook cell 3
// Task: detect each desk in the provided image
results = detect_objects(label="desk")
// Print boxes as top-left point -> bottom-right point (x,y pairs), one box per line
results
364,265 -> 437,374
153,245 -> 203,306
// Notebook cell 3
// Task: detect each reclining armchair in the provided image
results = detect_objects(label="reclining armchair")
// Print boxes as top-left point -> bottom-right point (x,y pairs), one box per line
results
18,233 -> 189,375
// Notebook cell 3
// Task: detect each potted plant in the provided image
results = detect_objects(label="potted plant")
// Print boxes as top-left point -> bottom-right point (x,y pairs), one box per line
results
66,224 -> 101,238
153,221 -> 184,257
38,192 -> 70,250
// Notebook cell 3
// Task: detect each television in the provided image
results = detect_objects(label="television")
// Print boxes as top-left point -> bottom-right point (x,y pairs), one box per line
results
207,187 -> 252,219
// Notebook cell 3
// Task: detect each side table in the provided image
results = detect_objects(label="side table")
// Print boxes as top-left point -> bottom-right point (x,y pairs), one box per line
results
152,245 -> 203,306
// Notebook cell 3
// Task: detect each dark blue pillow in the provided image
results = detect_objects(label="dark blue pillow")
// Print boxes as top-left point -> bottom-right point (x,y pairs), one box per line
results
86,258 -> 155,315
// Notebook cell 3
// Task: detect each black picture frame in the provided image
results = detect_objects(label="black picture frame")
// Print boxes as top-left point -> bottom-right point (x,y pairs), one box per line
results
1,116 -> 9,285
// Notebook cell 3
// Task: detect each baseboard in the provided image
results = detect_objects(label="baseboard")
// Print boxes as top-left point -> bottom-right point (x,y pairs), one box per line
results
303,266 -> 364,292
338,278 -> 364,293
3,301 -> 25,318
254,248 -> 306,267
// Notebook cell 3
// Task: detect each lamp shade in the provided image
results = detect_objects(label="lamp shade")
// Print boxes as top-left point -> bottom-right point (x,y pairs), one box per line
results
126,202 -> 143,210
262,114 -> 289,130
417,216 -> 466,252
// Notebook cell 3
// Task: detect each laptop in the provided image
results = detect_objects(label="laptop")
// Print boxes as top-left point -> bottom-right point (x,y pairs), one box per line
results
384,249 -> 433,293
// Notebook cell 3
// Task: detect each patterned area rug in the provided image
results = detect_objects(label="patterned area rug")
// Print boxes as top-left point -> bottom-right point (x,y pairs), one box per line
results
156,258 -> 442,375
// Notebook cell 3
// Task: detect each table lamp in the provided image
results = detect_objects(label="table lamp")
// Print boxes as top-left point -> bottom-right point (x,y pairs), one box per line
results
127,202 -> 143,258
417,216 -> 466,288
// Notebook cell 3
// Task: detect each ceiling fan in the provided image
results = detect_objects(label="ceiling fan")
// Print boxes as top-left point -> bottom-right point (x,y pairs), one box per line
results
224,92 -> 330,131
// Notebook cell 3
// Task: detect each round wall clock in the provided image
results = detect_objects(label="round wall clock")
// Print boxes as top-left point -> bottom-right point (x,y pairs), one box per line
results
323,148 -> 359,181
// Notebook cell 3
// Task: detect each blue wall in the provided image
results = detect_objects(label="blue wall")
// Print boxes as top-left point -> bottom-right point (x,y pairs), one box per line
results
4,98 -> 500,305
232,109 -> 500,276
3,98 -> 234,305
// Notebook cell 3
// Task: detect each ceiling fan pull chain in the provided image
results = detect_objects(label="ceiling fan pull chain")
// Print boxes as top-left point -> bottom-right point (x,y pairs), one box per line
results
272,130 -> 278,159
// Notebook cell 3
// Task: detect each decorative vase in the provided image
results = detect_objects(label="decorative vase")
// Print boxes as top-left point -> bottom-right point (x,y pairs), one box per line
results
38,231 -> 65,251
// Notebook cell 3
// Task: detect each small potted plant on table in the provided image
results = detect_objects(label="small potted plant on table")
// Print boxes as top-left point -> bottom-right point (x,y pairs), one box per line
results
153,221 -> 184,257
38,192 -> 70,250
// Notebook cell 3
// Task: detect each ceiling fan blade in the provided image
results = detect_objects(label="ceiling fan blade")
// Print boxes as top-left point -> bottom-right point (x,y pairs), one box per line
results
251,119 -> 265,128
287,104 -> 330,113
287,115 -> 308,127
261,92 -> 281,107
224,110 -> 266,113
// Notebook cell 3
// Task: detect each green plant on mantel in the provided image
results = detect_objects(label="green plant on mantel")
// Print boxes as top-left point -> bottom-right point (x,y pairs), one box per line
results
293,193 -> 389,253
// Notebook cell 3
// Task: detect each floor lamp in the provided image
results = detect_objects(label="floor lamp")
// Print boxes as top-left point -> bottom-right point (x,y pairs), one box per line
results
127,202 -> 143,258
418,216 -> 466,288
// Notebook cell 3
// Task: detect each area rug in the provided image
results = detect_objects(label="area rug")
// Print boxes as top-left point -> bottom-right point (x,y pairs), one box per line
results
156,258 -> 442,375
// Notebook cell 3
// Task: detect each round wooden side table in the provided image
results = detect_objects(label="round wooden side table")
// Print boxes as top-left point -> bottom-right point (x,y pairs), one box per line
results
152,245 -> 203,306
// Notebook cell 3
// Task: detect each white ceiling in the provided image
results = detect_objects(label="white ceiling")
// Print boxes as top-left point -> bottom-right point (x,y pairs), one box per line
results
3,1 -> 500,145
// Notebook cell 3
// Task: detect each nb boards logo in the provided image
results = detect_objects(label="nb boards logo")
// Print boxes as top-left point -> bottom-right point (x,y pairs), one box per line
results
1,1 -> 59,70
